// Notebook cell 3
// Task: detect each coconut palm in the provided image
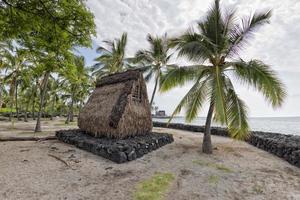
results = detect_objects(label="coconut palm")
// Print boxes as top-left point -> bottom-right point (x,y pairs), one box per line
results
61,55 -> 91,124
93,33 -> 133,79
135,34 -> 174,106
2,49 -> 29,121
160,0 -> 286,154
0,40 -> 13,109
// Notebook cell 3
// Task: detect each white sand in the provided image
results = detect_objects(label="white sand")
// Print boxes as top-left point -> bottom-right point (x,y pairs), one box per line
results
0,121 -> 299,200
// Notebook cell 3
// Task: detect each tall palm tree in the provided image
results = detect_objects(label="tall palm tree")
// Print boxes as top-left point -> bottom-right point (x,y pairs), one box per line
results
62,55 -> 91,124
47,76 -> 60,120
93,33 -> 132,79
160,0 -> 286,154
0,40 -> 13,109
135,34 -> 174,106
3,49 -> 29,121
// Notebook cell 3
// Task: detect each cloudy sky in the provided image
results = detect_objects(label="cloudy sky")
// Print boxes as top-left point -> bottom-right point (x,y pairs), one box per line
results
80,0 -> 300,117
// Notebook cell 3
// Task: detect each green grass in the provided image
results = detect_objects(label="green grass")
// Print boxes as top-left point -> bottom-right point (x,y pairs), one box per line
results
214,164 -> 232,173
192,159 -> 208,166
252,184 -> 264,194
192,159 -> 233,173
208,175 -> 220,185
134,172 -> 175,200
0,107 -> 16,113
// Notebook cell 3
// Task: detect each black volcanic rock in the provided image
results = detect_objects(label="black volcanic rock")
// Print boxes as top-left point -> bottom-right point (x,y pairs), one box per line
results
56,129 -> 174,163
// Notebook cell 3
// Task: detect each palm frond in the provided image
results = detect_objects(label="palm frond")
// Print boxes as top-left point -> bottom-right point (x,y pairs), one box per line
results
211,68 -> 227,125
232,60 -> 286,107
93,32 -> 128,78
144,70 -> 154,82
96,46 -> 110,54
135,50 -> 153,63
168,77 -> 208,123
228,10 -> 271,56
185,78 -> 210,122
196,0 -> 231,54
159,65 -> 210,92
169,30 -> 213,62
224,77 -> 250,139
222,8 -> 236,36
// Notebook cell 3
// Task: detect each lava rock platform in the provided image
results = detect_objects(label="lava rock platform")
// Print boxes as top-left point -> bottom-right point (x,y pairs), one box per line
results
56,129 -> 174,163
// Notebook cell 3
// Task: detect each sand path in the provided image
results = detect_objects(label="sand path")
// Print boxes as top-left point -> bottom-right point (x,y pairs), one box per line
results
0,121 -> 299,200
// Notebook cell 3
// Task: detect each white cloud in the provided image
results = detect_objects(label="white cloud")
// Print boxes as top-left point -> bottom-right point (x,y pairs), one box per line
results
86,0 -> 300,117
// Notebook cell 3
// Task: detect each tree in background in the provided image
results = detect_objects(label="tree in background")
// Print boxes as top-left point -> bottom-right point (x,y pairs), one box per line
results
0,0 -> 96,132
61,55 -> 92,124
2,48 -> 30,121
93,33 -> 134,79
135,34 -> 174,106
0,40 -> 13,109
160,0 -> 286,153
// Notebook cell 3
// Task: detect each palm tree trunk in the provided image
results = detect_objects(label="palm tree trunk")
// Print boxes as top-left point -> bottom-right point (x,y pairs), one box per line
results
32,80 -> 38,120
65,106 -> 70,124
50,96 -> 55,120
32,97 -> 36,120
9,96 -> 13,122
202,102 -> 214,154
79,101 -> 83,113
43,99 -> 48,118
24,98 -> 30,122
70,93 -> 74,122
9,82 -> 15,122
0,82 -> 3,109
59,106 -> 62,117
150,75 -> 159,106
15,82 -> 19,121
35,72 -> 50,132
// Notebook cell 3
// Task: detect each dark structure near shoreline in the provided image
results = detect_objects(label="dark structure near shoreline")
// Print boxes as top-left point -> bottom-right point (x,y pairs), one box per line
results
78,70 -> 152,139
57,70 -> 173,163
153,122 -> 300,168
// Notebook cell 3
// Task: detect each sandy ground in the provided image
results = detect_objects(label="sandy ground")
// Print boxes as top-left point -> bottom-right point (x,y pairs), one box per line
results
0,119 -> 300,200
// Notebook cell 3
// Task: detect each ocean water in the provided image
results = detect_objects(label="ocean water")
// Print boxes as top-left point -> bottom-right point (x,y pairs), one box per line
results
153,117 -> 300,136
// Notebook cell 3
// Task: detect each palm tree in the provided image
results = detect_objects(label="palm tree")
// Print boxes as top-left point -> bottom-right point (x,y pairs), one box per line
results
93,33 -> 132,79
160,0 -> 286,154
61,55 -> 91,124
47,76 -> 60,120
0,40 -> 13,109
135,34 -> 174,106
2,48 -> 29,121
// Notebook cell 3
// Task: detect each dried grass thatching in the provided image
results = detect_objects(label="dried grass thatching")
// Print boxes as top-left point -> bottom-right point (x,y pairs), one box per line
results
78,70 -> 152,139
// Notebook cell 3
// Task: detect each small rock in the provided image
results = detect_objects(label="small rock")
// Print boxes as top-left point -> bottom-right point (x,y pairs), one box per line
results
105,167 -> 113,170
50,146 -> 59,151
20,149 -> 30,152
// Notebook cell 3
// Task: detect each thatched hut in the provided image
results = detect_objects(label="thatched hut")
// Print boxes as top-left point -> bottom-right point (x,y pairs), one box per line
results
78,70 -> 152,139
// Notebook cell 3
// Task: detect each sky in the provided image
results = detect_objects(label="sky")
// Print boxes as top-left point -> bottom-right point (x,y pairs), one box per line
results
79,0 -> 300,117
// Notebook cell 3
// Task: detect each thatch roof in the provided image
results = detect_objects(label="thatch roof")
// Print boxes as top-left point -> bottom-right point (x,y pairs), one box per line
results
96,69 -> 141,87
78,70 -> 152,139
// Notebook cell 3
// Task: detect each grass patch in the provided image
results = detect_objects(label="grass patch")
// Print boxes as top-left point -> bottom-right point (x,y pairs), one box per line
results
0,108 -> 16,113
192,160 -> 208,166
192,159 -> 233,173
208,175 -> 220,185
214,164 -> 232,173
134,172 -> 175,200
252,184 -> 264,194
